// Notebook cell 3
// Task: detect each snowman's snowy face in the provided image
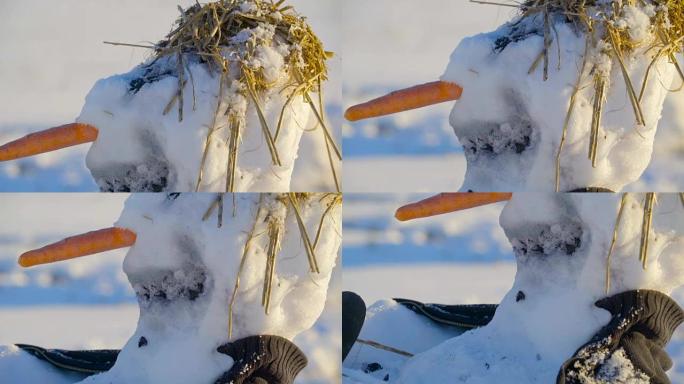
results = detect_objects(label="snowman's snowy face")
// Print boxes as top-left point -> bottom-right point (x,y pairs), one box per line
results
500,193 -> 592,278
129,237 -> 208,306
500,193 -> 684,294
78,56 -> 315,193
0,1 -> 335,193
16,193 -> 342,383
345,13 -> 678,192
442,19 -> 677,192
102,193 -> 341,383
394,194 -> 684,383
447,87 -> 541,192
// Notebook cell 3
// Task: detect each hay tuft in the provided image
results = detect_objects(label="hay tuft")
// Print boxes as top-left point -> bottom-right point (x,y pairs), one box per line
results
111,0 -> 339,192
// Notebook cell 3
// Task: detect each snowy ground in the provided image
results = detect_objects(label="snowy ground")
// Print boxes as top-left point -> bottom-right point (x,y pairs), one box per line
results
0,0 -> 341,192
342,0 -> 684,192
0,195 -> 340,383
342,194 -> 684,382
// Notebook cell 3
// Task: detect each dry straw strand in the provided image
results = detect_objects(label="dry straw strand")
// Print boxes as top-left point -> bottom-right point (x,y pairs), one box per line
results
288,193 -> 320,273
605,193 -> 628,295
228,194 -> 264,339
639,192 -> 656,270
262,217 -> 282,315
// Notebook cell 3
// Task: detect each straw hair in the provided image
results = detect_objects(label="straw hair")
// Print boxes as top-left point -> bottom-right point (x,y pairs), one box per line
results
143,0 -> 338,192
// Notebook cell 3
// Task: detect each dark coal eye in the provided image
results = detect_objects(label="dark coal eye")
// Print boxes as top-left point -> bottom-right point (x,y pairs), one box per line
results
96,160 -> 169,192
513,222 -> 582,258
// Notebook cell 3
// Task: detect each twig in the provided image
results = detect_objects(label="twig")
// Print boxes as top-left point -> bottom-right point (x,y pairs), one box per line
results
103,41 -> 156,49
469,0 -> 520,7
356,338 -> 414,358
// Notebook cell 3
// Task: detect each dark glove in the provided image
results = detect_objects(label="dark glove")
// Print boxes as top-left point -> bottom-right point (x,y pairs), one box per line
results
215,335 -> 307,384
557,290 -> 684,384
343,291 -> 366,361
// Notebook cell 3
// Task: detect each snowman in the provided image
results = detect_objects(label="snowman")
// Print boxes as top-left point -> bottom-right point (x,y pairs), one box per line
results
344,192 -> 684,383
1,193 -> 342,384
0,0 -> 340,192
345,1 -> 684,192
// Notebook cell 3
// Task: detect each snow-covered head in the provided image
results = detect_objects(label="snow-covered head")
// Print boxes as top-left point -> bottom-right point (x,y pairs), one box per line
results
396,193 -> 684,383
18,193 -> 342,384
0,0 -> 337,193
346,1 -> 683,192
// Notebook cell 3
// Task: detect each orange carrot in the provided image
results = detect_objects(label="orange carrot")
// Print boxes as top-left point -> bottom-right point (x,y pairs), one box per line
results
395,193 -> 512,222
344,81 -> 463,122
0,123 -> 98,161
18,227 -> 136,268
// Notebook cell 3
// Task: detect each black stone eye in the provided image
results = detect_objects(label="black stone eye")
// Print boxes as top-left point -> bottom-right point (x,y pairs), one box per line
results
96,161 -> 169,192
516,291 -> 526,302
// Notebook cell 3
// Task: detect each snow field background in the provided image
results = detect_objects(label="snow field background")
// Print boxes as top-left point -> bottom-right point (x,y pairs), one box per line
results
0,0 -> 341,192
0,194 -> 341,384
342,194 -> 684,383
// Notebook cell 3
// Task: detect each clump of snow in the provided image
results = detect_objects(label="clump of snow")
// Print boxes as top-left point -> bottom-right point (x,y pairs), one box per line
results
615,6 -> 653,43
594,348 -> 649,384
442,7 -> 678,192
77,193 -> 341,384
0,345 -> 86,384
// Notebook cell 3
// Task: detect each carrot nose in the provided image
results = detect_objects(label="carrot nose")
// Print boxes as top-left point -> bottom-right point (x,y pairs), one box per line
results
0,123 -> 98,162
18,227 -> 137,268
395,193 -> 512,222
344,81 -> 463,122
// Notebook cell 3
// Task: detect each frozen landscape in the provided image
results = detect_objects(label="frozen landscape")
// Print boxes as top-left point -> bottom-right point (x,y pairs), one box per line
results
343,193 -> 684,383
0,194 -> 341,383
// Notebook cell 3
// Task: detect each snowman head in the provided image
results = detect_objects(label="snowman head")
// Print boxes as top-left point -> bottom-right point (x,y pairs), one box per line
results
346,2 -> 683,192
18,193 -> 342,383
395,192 -> 684,382
0,0 -> 338,193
